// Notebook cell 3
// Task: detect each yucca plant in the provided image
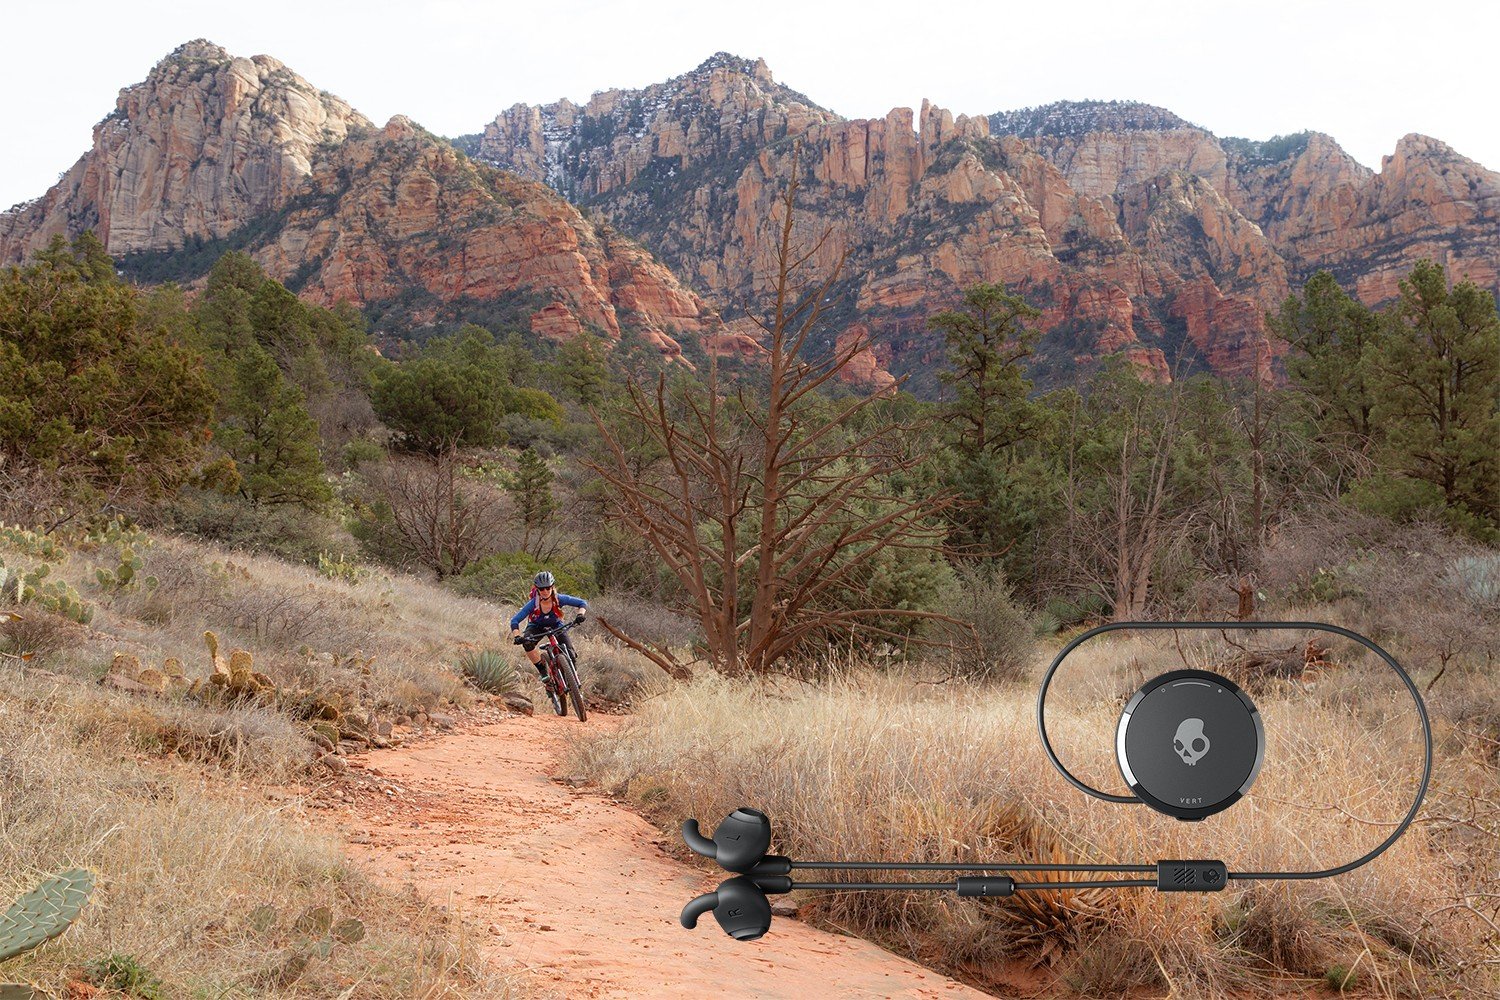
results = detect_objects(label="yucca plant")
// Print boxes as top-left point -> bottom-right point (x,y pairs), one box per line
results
0,868 -> 94,962
1448,554 -> 1500,610
457,648 -> 521,694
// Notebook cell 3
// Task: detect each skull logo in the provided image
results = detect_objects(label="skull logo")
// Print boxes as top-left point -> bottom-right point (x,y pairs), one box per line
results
1173,718 -> 1210,765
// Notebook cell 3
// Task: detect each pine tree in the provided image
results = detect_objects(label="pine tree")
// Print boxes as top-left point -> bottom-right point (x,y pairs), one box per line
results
928,283 -> 1045,561
194,254 -> 332,508
370,356 -> 503,454
0,233 -> 214,518
249,277 -> 327,394
929,283 -> 1042,453
1357,260 -> 1500,538
554,334 -> 609,405
215,344 -> 333,508
1269,270 -> 1380,444
505,448 -> 557,556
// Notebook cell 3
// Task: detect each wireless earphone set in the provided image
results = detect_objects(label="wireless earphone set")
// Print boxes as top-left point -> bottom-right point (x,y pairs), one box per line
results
678,621 -> 1432,940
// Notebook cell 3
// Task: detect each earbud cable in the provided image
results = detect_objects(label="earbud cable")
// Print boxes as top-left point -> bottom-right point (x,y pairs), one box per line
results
788,879 -> 1154,891
789,860 -> 1153,873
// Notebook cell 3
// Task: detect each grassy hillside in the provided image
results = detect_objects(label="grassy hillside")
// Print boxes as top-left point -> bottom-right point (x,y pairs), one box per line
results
0,522 -> 561,996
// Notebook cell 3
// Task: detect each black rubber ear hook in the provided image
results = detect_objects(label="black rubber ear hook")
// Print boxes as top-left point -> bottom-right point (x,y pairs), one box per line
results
678,888 -> 720,928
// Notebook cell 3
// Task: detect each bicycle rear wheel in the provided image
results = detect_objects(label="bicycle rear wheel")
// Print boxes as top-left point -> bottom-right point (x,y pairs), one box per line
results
562,651 -> 587,722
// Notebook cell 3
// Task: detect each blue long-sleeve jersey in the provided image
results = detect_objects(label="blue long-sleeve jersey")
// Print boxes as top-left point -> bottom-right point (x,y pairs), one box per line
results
510,592 -> 587,630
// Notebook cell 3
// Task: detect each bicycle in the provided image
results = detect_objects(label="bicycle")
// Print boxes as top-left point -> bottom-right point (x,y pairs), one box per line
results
514,619 -> 587,722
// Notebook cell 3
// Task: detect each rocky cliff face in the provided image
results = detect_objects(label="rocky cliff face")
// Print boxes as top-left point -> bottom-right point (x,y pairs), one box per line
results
251,116 -> 720,356
0,43 -> 726,359
0,40 -> 370,261
478,77 -> 1288,384
7,45 -> 1492,391
477,70 -> 1500,387
478,53 -> 838,201
1026,114 -> 1500,307
1230,132 -> 1500,303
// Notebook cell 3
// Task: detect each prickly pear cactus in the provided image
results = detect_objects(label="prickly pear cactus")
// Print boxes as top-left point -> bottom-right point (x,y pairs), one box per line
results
0,561 -> 91,624
0,869 -> 94,962
0,524 -> 64,561
316,551 -> 369,584
83,517 -> 149,551
94,542 -> 150,594
26,573 -> 91,625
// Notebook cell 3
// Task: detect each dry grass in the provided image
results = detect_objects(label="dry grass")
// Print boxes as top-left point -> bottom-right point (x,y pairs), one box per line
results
0,526 -> 540,997
578,639 -> 673,708
47,533 -> 505,719
568,630 -> 1498,998
0,672 -> 520,998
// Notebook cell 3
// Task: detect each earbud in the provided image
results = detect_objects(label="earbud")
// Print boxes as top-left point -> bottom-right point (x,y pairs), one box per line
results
679,876 -> 780,940
681,808 -> 774,873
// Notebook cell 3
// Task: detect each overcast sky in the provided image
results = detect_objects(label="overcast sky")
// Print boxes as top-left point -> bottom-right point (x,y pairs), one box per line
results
4,0 -> 1497,210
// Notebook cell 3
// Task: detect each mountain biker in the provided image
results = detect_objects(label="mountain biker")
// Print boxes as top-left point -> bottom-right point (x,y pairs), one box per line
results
510,570 -> 587,689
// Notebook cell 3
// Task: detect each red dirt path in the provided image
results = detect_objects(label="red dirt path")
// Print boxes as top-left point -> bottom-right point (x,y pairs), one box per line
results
330,712 -> 996,998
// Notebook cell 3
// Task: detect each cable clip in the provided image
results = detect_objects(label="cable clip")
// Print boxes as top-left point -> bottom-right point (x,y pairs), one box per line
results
1156,860 -> 1228,892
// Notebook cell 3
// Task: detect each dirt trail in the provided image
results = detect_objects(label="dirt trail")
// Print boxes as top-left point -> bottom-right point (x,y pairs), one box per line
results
332,712 -> 995,999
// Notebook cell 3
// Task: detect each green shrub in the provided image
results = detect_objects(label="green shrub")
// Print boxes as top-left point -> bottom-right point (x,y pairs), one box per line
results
157,488 -> 349,566
339,438 -> 386,471
1325,964 -> 1357,992
448,552 -> 594,603
1043,593 -> 1107,631
83,953 -> 166,999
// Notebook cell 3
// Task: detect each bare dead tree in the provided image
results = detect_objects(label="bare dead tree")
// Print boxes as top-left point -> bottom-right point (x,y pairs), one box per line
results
587,150 -> 965,676
1057,370 -> 1197,620
1108,386 -> 1186,619
359,446 -> 503,578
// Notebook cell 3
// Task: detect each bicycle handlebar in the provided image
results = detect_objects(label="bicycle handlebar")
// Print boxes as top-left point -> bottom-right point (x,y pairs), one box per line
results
512,618 -> 586,644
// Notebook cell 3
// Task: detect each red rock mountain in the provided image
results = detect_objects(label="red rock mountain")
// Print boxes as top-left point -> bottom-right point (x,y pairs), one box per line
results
0,41 -> 726,359
474,64 -> 1500,387
5,46 -> 1495,389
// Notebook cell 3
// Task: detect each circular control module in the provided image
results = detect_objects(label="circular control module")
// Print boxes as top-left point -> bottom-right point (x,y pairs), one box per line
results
1116,669 -> 1264,821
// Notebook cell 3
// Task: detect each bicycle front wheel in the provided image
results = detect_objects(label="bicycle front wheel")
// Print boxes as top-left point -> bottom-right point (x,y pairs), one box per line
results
562,653 -> 587,722
542,653 -> 566,716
